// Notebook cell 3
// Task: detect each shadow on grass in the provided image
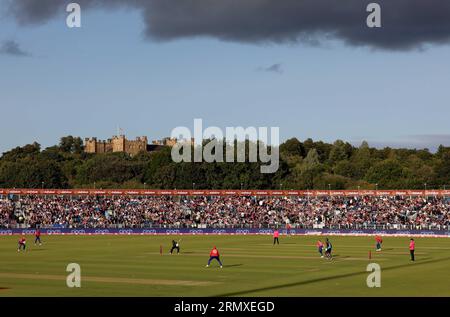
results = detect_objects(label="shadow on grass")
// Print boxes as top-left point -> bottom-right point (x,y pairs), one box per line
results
223,264 -> 244,268
214,256 -> 450,296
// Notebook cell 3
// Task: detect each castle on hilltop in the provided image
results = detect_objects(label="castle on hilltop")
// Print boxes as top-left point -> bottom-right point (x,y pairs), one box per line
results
84,135 -> 193,156
84,135 -> 149,156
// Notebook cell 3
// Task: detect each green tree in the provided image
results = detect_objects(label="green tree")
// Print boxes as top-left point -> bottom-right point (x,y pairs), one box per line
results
280,138 -> 306,158
329,140 -> 349,164
434,152 -> 450,186
365,159 -> 405,189
59,136 -> 84,154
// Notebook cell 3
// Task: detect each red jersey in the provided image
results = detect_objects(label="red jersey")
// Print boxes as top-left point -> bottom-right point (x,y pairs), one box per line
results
19,237 -> 26,244
317,241 -> 324,248
273,230 -> 279,238
376,236 -> 382,243
210,248 -> 219,257
35,230 -> 41,237
409,240 -> 415,251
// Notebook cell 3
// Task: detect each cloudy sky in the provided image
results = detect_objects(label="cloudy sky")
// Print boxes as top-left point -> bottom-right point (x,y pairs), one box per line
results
0,0 -> 450,153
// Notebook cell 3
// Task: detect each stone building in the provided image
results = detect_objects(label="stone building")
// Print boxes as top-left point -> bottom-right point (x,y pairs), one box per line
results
152,137 -> 194,147
84,134 -> 195,156
84,135 -> 148,156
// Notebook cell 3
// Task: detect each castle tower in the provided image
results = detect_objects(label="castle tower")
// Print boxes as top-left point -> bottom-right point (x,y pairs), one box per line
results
84,137 -> 97,153
112,135 -> 126,152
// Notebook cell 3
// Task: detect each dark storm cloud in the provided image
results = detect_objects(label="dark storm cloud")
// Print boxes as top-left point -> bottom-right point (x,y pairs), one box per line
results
0,40 -> 30,56
5,0 -> 450,50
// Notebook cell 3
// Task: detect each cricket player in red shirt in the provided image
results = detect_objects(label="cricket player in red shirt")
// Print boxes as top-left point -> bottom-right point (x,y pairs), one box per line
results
375,235 -> 383,251
35,229 -> 42,245
317,240 -> 324,258
206,246 -> 223,268
18,236 -> 26,252
409,239 -> 415,261
273,230 -> 280,245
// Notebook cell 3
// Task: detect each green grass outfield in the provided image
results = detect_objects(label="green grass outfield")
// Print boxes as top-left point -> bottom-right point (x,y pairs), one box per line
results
1,235 -> 449,296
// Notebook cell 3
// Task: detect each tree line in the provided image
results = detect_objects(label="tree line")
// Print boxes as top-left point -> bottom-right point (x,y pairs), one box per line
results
0,136 -> 449,190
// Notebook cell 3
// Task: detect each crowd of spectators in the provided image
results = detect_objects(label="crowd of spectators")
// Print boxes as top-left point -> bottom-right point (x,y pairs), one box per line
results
0,195 -> 449,230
